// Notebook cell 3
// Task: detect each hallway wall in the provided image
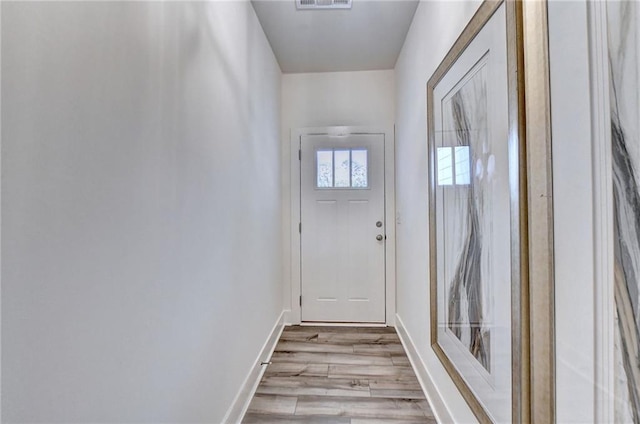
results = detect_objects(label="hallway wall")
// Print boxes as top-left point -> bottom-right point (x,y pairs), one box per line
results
1,1 -> 282,422
280,70 -> 395,317
394,1 -> 481,422
395,1 -> 604,422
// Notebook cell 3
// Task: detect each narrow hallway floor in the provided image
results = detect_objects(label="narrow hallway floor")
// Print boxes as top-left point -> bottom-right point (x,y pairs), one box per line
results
242,325 -> 437,423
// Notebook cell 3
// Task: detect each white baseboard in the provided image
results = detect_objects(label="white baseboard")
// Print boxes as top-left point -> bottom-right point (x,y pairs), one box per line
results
395,314 -> 454,424
222,310 -> 286,424
283,309 -> 292,325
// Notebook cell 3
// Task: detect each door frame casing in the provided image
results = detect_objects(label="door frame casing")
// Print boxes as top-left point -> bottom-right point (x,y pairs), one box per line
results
289,126 -> 396,325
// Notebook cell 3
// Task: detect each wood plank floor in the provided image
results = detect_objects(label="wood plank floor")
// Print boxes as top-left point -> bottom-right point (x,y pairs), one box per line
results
243,326 -> 437,424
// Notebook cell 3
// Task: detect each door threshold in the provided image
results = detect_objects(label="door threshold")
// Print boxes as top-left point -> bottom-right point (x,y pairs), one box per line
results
299,322 -> 387,327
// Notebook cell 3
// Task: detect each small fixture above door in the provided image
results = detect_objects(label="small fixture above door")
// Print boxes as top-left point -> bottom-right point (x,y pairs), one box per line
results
296,0 -> 352,10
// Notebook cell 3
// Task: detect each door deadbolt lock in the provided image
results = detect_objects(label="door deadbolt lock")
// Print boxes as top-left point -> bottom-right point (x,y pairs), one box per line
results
376,221 -> 383,228
376,234 -> 384,241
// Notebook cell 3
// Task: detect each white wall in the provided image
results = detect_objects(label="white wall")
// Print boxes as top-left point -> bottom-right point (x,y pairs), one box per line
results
396,1 -> 604,423
394,1 -> 481,422
281,70 -> 395,314
1,1 -> 282,422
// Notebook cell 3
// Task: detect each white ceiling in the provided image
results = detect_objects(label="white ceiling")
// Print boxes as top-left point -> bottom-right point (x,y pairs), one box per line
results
251,0 -> 420,73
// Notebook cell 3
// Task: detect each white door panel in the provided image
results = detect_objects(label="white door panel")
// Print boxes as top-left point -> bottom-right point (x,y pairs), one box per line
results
301,134 -> 385,322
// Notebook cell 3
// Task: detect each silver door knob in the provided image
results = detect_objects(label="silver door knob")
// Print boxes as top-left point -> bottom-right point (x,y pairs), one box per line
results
376,234 -> 384,241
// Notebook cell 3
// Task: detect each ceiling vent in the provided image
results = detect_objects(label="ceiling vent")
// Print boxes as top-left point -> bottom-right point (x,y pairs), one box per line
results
296,0 -> 352,10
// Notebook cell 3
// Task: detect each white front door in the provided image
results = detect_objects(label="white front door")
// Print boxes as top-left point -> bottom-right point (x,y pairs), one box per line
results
300,133 -> 386,323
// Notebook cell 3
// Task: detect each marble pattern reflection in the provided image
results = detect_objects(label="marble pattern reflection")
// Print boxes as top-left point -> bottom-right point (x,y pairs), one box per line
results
608,1 -> 640,422
440,64 -> 491,372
